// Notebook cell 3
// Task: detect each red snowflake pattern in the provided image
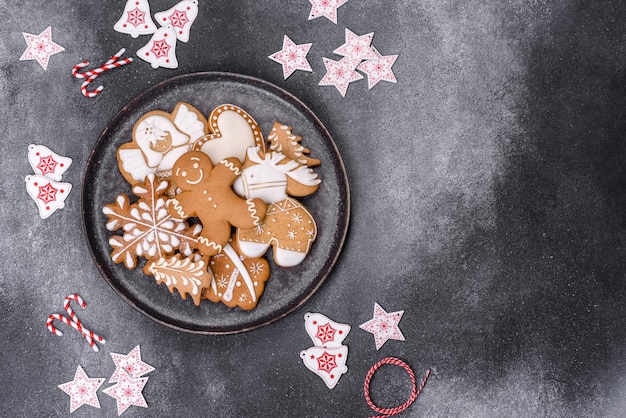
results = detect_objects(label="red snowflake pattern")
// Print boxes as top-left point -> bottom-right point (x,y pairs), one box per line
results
316,323 -> 337,344
151,39 -> 170,58
127,8 -> 146,27
37,182 -> 58,204
169,10 -> 189,28
316,351 -> 337,374
37,155 -> 58,175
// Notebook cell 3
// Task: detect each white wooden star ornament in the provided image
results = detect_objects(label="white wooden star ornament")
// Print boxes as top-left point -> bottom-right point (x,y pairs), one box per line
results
19,26 -> 65,70
359,302 -> 405,350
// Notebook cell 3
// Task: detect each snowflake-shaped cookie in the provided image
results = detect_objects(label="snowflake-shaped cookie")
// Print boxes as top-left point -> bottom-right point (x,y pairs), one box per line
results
103,173 -> 202,269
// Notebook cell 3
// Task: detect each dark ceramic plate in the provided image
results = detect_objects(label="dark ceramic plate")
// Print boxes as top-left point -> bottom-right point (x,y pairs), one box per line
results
82,72 -> 349,334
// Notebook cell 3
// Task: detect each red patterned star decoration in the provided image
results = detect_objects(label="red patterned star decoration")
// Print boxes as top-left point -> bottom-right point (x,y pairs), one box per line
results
359,302 -> 405,350
37,182 -> 58,204
169,9 -> 190,28
103,370 -> 149,415
308,0 -> 349,24
110,345 -> 155,382
357,47 -> 398,89
19,26 -> 65,70
127,7 -> 146,27
268,35 -> 313,79
318,57 -> 363,97
36,155 -> 58,176
316,351 -> 338,374
316,323 -> 337,344
333,28 -> 379,66
151,39 -> 171,58
58,366 -> 106,413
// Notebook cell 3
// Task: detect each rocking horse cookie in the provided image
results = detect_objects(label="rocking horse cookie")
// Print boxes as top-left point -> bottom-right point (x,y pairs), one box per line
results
233,146 -> 321,267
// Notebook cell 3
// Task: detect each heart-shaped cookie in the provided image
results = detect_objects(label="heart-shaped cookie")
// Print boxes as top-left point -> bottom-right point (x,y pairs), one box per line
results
193,104 -> 265,164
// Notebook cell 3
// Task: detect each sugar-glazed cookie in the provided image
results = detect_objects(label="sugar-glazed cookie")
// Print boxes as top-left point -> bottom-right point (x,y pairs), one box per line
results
237,198 -> 317,267
167,151 -> 266,256
117,102 -> 207,185
267,122 -> 321,167
233,146 -> 320,267
192,104 -> 265,164
203,236 -> 270,310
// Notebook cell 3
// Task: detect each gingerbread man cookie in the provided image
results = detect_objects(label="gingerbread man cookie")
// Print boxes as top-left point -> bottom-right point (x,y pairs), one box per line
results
167,151 -> 266,256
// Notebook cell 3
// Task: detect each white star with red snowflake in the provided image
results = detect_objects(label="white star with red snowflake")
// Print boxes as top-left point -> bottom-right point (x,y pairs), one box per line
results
58,366 -> 106,413
268,35 -> 313,80
318,57 -> 363,97
110,345 -> 155,383
359,302 -> 405,350
357,47 -> 398,89
103,370 -> 149,416
308,0 -> 349,24
19,26 -> 65,70
333,29 -> 379,66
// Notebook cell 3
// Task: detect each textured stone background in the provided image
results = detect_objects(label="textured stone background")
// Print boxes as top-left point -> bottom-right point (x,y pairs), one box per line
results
2,0 -> 626,416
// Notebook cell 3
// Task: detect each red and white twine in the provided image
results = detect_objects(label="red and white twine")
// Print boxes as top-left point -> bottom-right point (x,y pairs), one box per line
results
72,48 -> 133,98
46,294 -> 105,352
363,357 -> 431,418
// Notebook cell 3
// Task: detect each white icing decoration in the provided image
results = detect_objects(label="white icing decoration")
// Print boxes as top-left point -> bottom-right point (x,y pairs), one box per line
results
223,243 -> 256,302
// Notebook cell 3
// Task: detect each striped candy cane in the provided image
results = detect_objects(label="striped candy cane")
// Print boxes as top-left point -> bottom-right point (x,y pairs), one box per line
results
363,357 -> 430,418
46,294 -> 105,352
72,48 -> 133,98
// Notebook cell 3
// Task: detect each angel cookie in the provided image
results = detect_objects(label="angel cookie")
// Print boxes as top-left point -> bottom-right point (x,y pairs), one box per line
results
117,102 -> 207,186
234,146 -> 320,267
167,151 -> 266,256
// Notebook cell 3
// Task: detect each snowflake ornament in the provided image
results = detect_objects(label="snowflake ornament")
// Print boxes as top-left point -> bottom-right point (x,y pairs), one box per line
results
300,346 -> 348,389
102,173 -> 201,269
114,0 -> 158,38
58,366 -> 106,413
25,175 -> 72,219
304,312 -> 351,348
268,35 -> 313,80
19,26 -> 65,70
136,24 -> 179,69
359,302 -> 405,350
28,144 -> 72,181
154,0 -> 199,43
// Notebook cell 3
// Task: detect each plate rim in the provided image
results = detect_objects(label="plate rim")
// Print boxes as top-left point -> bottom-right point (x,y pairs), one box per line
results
81,71 -> 351,335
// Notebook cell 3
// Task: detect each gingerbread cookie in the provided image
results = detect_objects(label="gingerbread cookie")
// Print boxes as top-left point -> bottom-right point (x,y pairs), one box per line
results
117,102 -> 207,185
144,254 -> 213,306
233,146 -> 320,267
103,173 -> 203,269
167,151 -> 266,256
203,236 -> 270,310
237,198 -> 317,267
192,104 -> 265,164
268,122 -> 321,167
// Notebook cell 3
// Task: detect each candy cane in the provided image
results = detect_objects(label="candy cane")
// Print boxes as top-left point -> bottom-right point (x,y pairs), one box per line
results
72,48 -> 133,98
363,357 -> 430,418
46,294 -> 105,352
